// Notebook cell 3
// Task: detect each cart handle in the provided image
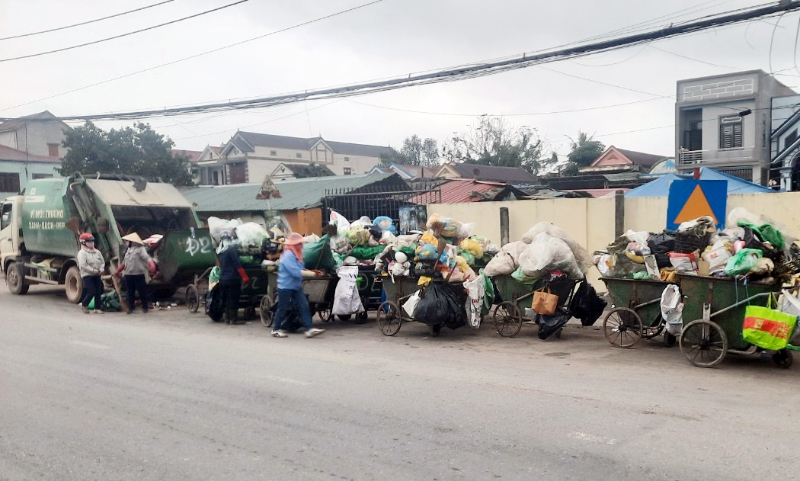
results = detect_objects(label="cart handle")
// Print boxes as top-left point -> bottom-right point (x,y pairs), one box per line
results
704,292 -> 774,320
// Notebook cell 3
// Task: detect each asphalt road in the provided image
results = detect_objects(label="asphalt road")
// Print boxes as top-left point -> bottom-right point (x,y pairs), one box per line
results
1,284 -> 798,481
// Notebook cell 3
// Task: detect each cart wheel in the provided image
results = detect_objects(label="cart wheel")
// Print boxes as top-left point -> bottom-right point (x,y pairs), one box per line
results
493,301 -> 522,338
186,284 -> 200,313
354,297 -> 369,324
772,349 -> 793,369
430,323 -> 442,337
664,332 -> 677,347
244,305 -> 257,320
259,296 -> 273,328
337,314 -> 352,321
377,301 -> 402,336
317,307 -> 333,322
679,319 -> 728,368
603,307 -> 643,348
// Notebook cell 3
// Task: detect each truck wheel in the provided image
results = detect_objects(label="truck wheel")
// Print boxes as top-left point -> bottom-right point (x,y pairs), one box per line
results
7,262 -> 29,295
65,266 -> 83,304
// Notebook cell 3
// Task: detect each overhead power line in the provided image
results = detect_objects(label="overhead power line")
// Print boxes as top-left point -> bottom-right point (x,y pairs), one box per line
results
8,0 -> 800,122
0,0 -> 386,113
0,0 -> 249,63
0,0 -> 176,41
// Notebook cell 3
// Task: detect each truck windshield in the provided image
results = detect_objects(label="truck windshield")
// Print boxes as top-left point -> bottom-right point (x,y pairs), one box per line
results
1,203 -> 11,231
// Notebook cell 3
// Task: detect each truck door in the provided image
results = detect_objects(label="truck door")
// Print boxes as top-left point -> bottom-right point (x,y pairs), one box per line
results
0,201 -> 15,270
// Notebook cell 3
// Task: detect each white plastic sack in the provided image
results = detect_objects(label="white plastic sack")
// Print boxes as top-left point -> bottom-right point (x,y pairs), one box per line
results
207,216 -> 243,241
624,230 -> 650,249
484,241 -> 527,277
304,234 -> 320,244
329,210 -> 350,237
463,275 -> 485,328
236,222 -> 269,249
351,216 -> 373,228
521,222 -> 593,274
518,233 -> 582,279
779,289 -> 800,346
661,285 -> 684,336
402,291 -> 421,317
332,266 -> 364,315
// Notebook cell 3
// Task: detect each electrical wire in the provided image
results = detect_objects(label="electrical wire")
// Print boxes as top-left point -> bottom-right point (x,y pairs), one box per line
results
29,0 -> 800,123
768,11 -> 787,74
0,0 -> 175,41
0,0 -> 387,113
794,12 -> 800,76
0,0 -> 250,63
344,96 -> 671,117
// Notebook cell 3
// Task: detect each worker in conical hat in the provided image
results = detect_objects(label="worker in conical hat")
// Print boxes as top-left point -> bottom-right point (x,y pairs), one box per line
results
114,233 -> 157,314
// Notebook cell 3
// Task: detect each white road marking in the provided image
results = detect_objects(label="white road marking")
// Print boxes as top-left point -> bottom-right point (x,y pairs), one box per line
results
70,340 -> 111,350
568,432 -> 617,445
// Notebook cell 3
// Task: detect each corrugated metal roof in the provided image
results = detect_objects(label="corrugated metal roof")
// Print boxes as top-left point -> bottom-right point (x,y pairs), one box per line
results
86,179 -> 193,207
181,173 -> 398,212
446,163 -> 537,183
410,179 -> 511,204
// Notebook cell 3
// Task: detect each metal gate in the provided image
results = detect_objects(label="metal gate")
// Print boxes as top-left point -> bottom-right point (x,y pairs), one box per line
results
323,185 -> 441,234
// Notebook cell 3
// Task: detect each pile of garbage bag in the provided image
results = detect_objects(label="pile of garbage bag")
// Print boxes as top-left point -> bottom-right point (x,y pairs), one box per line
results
483,222 -> 592,282
595,208 -> 800,284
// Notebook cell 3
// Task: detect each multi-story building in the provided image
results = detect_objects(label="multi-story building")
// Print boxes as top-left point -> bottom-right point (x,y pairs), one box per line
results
0,111 -> 70,159
675,70 -> 795,185
771,93 -> 800,191
194,131 -> 392,185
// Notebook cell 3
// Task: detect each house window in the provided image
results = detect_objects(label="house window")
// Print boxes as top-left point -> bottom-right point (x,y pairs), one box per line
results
296,153 -> 302,159
270,150 -> 277,156
719,116 -> 743,149
785,129 -> 798,151
47,143 -> 59,157
344,156 -> 350,162
32,174 -> 52,179
343,167 -> 352,175
0,173 -> 20,193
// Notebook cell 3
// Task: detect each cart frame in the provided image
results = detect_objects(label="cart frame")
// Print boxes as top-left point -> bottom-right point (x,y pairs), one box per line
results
491,275 -> 578,338
600,277 -> 677,348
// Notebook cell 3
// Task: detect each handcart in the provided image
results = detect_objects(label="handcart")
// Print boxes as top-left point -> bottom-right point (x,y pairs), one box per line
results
258,273 -> 338,328
378,276 -> 466,337
377,276 -> 422,336
677,274 -> 793,368
600,278 -> 677,348
492,275 -> 578,338
186,265 -> 273,321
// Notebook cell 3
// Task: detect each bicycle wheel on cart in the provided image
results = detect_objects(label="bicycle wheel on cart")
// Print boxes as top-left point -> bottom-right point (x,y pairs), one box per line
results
260,295 -> 273,328
377,301 -> 402,336
679,319 -> 728,368
493,301 -> 522,338
186,284 -> 200,313
603,307 -> 643,348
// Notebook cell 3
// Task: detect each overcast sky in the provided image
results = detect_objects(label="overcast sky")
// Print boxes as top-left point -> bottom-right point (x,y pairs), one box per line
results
2,0 -> 800,161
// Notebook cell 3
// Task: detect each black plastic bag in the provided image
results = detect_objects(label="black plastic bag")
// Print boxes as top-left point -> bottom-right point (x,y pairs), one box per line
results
412,282 -> 468,329
569,281 -> 607,327
538,310 -> 570,340
648,232 -> 675,268
205,284 -> 224,322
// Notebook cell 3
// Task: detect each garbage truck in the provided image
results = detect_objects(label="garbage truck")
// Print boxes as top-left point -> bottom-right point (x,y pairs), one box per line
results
0,173 -> 216,303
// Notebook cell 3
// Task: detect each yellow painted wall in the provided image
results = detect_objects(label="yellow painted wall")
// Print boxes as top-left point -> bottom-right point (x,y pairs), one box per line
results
429,192 -> 800,290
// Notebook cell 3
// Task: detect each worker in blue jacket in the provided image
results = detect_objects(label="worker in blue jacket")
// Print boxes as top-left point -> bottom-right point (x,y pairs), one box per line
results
271,233 -> 325,338
216,233 -> 250,325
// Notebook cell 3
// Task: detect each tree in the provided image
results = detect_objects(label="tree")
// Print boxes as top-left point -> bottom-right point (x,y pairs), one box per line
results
562,130 -> 605,176
441,116 -> 554,176
380,135 -> 440,167
61,121 -> 195,186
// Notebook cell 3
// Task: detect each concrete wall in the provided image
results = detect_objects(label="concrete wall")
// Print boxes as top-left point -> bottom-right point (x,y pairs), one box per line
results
0,160 -> 61,197
0,122 -> 68,158
330,153 -> 381,176
429,192 -> 800,289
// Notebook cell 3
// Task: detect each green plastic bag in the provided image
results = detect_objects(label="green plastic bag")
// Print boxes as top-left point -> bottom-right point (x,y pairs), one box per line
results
738,221 -> 786,250
743,294 -> 797,350
724,248 -> 762,276
511,267 -> 538,286
350,245 -> 384,260
398,246 -> 416,256
458,250 -> 476,266
209,266 -> 221,283
480,269 -> 495,313
303,234 -> 335,271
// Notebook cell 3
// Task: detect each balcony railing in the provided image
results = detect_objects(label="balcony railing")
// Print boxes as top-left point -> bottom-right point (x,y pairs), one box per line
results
678,148 -> 755,165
